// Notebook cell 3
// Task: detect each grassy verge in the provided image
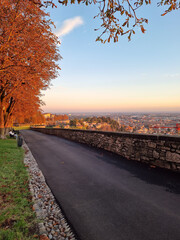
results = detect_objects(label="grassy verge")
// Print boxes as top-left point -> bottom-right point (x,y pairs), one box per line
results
0,139 -> 38,240
13,126 -> 30,131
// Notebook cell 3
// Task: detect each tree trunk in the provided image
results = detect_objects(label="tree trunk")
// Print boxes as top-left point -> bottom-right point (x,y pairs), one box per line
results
5,127 -> 11,136
0,104 -> 5,139
5,100 -> 15,129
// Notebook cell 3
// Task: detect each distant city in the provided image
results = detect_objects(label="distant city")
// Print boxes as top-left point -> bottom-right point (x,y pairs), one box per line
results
40,112 -> 180,136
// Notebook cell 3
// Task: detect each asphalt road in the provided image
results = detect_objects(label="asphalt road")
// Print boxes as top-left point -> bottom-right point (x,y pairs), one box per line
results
22,130 -> 180,240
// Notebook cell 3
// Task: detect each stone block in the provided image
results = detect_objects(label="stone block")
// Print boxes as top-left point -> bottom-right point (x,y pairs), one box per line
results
166,151 -> 180,163
159,152 -> 166,158
141,148 -> 148,155
140,156 -> 149,162
164,142 -> 171,148
158,141 -> 165,146
176,164 -> 180,170
148,142 -> 156,148
171,163 -> 177,170
125,138 -> 132,144
153,150 -> 159,159
154,160 -> 164,167
164,162 -> 171,169
171,144 -> 178,149
159,146 -> 170,151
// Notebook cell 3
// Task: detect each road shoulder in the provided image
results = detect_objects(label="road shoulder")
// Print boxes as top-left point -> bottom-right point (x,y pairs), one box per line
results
23,141 -> 77,240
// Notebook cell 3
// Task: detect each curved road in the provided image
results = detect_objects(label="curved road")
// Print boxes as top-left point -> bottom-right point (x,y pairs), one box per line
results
22,130 -> 180,240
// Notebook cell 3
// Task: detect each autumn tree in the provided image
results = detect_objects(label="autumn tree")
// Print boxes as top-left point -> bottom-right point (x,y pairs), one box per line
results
54,114 -> 69,121
14,110 -> 46,125
0,0 -> 60,138
70,119 -> 78,127
7,86 -> 44,126
37,0 -> 180,42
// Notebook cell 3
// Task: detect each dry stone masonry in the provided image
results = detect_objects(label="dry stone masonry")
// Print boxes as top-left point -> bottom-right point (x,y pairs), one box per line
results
32,128 -> 180,172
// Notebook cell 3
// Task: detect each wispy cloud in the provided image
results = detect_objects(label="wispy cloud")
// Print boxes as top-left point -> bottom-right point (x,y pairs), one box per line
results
56,16 -> 84,37
164,73 -> 180,78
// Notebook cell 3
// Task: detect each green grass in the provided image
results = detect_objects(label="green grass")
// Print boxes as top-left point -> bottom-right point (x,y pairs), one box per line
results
13,126 -> 30,131
0,139 -> 38,240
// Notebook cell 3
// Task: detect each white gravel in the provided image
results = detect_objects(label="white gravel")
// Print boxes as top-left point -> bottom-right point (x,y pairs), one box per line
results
23,142 -> 77,240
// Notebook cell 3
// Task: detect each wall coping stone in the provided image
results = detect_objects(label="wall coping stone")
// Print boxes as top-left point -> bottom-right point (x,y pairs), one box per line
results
32,128 -> 180,142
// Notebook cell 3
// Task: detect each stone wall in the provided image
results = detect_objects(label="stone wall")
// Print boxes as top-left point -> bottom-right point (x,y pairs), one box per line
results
32,128 -> 180,172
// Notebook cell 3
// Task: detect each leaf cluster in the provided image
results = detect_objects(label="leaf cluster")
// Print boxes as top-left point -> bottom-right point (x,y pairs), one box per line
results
36,0 -> 179,42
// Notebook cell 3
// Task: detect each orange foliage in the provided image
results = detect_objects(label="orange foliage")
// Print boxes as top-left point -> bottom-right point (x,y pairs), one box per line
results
14,111 -> 45,125
54,114 -> 69,121
0,0 -> 60,135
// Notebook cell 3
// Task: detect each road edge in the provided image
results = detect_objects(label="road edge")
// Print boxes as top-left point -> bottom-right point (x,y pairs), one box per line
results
23,141 -> 77,240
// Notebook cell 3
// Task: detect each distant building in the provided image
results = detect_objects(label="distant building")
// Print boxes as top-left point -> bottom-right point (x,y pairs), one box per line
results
58,120 -> 70,124
43,113 -> 52,119
96,123 -> 102,129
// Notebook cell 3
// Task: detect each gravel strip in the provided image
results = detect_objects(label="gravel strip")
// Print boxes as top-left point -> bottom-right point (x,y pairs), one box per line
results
23,142 -> 77,240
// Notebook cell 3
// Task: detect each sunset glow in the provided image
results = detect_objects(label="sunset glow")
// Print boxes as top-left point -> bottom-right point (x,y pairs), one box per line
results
41,4 -> 180,113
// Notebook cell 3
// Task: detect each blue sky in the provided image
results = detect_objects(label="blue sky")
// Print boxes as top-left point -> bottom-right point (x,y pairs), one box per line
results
41,1 -> 180,113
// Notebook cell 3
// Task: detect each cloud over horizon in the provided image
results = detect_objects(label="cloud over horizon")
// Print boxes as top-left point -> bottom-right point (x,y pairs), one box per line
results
56,16 -> 84,37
